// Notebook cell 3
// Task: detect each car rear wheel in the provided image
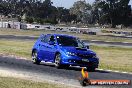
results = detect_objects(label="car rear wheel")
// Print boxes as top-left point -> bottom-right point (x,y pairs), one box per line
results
32,50 -> 41,65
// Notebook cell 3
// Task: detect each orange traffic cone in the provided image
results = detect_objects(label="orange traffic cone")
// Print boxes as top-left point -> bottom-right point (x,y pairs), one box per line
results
79,68 -> 91,86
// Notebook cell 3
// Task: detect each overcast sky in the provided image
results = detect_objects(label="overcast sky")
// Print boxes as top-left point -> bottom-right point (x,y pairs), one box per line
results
51,0 -> 132,9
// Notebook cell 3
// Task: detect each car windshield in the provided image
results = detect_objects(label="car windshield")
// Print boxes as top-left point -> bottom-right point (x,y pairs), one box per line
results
57,36 -> 85,48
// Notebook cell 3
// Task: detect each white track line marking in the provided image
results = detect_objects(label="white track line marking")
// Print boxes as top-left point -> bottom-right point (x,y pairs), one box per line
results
97,69 -> 132,75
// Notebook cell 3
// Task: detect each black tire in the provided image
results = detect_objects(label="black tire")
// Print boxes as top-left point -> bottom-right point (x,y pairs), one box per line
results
86,67 -> 96,72
62,64 -> 70,69
32,50 -> 41,65
54,54 -> 62,68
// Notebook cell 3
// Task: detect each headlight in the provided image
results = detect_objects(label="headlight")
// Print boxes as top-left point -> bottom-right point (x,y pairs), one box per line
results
92,55 -> 98,58
66,52 -> 77,56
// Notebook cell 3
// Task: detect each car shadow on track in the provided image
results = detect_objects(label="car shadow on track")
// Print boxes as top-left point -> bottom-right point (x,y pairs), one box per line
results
66,67 -> 109,73
40,62 -> 109,73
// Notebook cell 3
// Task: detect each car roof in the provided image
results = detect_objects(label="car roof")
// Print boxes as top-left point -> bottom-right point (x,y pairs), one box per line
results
43,34 -> 76,38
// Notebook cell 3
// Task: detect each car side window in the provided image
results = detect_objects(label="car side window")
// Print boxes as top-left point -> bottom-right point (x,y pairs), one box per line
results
40,35 -> 45,42
41,35 -> 50,43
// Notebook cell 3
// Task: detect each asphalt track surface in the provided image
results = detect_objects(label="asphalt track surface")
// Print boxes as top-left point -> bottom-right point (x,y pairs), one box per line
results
0,55 -> 131,88
0,35 -> 132,47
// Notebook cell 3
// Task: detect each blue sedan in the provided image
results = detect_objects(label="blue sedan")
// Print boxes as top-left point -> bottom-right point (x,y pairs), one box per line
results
32,34 -> 99,71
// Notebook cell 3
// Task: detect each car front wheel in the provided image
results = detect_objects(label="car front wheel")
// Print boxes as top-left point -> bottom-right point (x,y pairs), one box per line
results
86,67 -> 96,72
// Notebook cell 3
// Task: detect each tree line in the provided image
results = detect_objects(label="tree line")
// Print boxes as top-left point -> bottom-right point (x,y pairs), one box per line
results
0,0 -> 131,28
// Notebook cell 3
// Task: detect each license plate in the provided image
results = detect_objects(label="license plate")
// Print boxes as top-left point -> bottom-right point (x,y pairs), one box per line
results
82,59 -> 89,62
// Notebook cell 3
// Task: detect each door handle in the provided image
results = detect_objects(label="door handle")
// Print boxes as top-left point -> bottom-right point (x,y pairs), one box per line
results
46,46 -> 50,48
41,45 -> 48,48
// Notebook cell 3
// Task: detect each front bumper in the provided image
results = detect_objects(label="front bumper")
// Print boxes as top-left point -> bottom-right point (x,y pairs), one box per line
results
60,55 -> 99,68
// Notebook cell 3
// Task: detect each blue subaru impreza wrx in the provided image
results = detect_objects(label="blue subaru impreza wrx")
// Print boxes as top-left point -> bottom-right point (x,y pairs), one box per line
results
32,34 -> 99,71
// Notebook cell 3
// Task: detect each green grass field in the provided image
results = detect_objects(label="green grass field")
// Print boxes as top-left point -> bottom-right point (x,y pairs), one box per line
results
91,46 -> 132,72
0,39 -> 34,58
0,77 -> 69,88
0,39 -> 132,72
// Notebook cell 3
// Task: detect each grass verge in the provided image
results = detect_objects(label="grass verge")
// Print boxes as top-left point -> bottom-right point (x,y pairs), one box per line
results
0,39 -> 132,72
91,46 -> 132,72
0,76 -> 69,88
0,39 -> 35,59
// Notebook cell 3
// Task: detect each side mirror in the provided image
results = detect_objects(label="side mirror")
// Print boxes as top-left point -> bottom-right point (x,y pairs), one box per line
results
86,46 -> 89,49
49,41 -> 55,45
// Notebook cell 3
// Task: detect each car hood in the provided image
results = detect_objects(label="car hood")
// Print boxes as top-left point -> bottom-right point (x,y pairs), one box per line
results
60,46 -> 96,55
